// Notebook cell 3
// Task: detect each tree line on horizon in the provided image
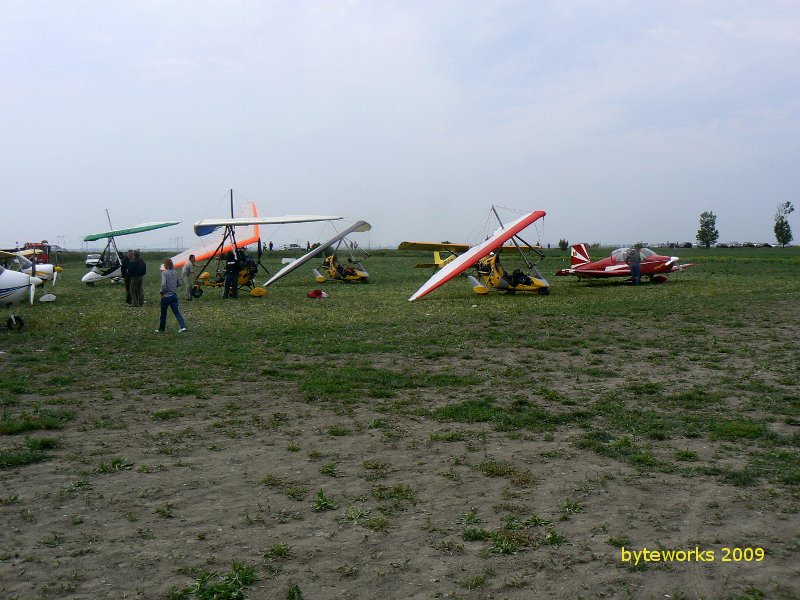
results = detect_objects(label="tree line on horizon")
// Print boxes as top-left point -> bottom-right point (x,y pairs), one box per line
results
696,202 -> 795,248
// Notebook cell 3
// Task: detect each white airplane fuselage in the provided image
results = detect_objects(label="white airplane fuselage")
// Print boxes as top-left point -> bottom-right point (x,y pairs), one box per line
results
22,263 -> 61,283
0,266 -> 41,308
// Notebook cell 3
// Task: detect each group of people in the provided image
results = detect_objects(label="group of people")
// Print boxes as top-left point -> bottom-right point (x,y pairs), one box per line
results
121,250 -> 197,333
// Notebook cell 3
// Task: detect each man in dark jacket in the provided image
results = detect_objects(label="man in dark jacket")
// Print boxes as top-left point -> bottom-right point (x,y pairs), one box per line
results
121,249 -> 134,304
129,250 -> 147,306
222,251 -> 239,299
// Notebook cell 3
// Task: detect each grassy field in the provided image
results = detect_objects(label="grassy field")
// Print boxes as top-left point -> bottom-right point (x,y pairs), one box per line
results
1,246 -> 798,599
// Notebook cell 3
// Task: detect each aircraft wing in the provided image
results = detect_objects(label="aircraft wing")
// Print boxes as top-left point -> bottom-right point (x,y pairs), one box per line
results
670,263 -> 694,272
398,242 -> 471,253
0,250 -> 33,269
408,210 -> 546,301
399,242 -> 538,253
83,221 -> 180,242
18,249 -> 44,257
194,215 -> 342,236
556,264 -> 630,277
264,220 -> 371,287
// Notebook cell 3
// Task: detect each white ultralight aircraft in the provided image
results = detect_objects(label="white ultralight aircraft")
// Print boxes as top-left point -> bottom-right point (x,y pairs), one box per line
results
82,216 -> 180,285
263,220 -> 371,287
0,264 -> 42,329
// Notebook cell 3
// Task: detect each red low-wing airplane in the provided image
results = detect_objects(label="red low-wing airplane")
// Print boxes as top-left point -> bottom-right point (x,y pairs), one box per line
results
555,243 -> 693,282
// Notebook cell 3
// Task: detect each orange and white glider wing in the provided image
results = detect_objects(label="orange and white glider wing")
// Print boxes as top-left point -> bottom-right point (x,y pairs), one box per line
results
170,202 -> 261,269
408,210 -> 546,301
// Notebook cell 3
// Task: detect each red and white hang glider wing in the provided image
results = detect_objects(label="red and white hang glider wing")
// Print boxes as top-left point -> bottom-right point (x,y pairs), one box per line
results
408,210 -> 546,302
170,202 -> 262,269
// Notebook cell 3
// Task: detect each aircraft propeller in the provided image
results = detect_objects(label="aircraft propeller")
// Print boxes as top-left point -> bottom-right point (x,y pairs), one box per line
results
29,275 -> 42,304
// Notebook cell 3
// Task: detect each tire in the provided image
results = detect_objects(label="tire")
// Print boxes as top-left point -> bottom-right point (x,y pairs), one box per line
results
7,316 -> 24,330
538,287 -> 550,295
191,286 -> 204,298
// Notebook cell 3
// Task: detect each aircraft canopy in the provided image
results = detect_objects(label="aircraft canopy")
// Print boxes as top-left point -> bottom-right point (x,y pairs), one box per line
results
611,247 -> 656,262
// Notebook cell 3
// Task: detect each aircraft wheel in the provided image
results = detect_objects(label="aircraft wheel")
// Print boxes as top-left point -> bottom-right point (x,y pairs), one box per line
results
7,316 -> 24,330
361,278 -> 369,284
191,286 -> 203,298
85,282 -> 95,287
538,287 -> 550,295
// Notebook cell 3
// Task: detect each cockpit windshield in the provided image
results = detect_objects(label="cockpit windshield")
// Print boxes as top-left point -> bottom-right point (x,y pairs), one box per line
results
611,247 -> 656,262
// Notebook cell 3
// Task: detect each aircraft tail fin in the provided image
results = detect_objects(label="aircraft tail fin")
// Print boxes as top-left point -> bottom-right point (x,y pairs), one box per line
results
570,243 -> 591,266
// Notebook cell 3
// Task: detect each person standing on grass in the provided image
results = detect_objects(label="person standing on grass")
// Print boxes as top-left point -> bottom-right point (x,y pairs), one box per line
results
129,250 -> 147,306
181,254 -> 196,301
122,249 -> 134,304
156,258 -> 187,333
222,250 -> 239,299
625,243 -> 643,285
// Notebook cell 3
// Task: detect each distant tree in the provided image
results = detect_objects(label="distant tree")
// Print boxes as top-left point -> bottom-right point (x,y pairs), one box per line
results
558,238 -> 569,251
774,202 -> 794,247
696,211 -> 719,248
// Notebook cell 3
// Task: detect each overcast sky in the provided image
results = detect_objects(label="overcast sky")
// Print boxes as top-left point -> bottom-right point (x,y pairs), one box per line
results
2,0 -> 798,251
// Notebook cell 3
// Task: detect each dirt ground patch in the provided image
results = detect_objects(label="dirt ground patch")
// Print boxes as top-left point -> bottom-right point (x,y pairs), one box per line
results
2,251 -> 799,599
2,348 -> 797,599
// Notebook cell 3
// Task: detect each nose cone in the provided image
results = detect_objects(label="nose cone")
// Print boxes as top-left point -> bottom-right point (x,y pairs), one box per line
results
82,270 -> 100,283
54,266 -> 64,272
30,276 -> 43,286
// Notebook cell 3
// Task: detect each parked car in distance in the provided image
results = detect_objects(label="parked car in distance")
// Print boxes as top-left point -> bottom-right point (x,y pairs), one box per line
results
278,243 -> 303,251
85,253 -> 102,268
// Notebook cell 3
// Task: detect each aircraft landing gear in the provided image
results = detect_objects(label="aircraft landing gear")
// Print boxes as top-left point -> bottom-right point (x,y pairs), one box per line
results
7,315 -> 24,330
191,285 -> 203,298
